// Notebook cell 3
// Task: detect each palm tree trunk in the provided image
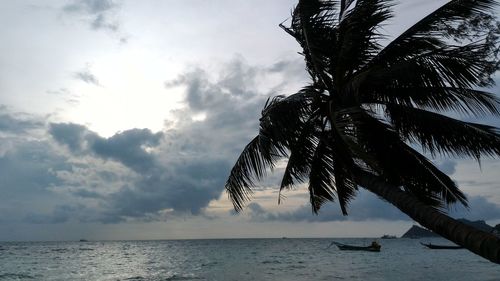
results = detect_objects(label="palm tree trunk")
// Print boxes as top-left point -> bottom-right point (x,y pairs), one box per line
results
353,169 -> 500,264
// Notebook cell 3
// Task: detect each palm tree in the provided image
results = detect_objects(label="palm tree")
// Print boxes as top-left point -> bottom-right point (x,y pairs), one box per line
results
225,0 -> 500,263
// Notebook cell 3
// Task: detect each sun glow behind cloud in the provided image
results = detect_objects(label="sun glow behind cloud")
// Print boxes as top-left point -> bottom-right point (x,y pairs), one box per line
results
63,48 -> 186,137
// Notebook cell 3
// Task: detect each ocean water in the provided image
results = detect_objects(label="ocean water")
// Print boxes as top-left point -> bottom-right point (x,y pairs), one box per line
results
0,238 -> 499,281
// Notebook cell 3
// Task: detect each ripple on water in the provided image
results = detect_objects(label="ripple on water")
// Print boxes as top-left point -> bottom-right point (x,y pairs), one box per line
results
164,273 -> 205,280
261,260 -> 281,264
0,273 -> 35,280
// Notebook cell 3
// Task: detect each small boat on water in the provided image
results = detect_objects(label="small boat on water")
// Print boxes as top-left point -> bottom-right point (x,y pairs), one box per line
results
381,234 -> 397,239
330,241 -> 381,252
420,242 -> 463,249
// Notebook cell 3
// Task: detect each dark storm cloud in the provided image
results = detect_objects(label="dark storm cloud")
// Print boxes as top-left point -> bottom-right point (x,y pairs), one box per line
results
62,0 -> 120,32
45,122 -> 236,222
90,128 -> 163,173
49,122 -> 95,153
0,109 -> 79,223
49,123 -> 162,172
0,140 -> 67,199
102,157 -> 231,221
0,138 -> 75,224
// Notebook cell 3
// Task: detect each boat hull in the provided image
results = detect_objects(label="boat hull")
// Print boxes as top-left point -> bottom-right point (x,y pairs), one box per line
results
333,242 -> 381,252
420,242 -> 463,249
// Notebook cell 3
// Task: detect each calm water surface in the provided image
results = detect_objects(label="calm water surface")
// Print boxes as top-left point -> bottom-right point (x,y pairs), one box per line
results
0,238 -> 498,280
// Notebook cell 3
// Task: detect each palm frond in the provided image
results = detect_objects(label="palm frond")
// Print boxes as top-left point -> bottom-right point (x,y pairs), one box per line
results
339,0 -> 356,21
383,104 -> 500,159
288,0 -> 338,86
367,0 -> 499,71
355,42 -> 499,104
332,149 -> 358,215
308,131 -> 336,213
307,120 -> 360,215
403,144 -> 468,208
259,91 -> 315,154
279,116 -> 322,200
330,109 -> 363,214
349,110 -> 468,208
227,87 -> 322,211
363,86 -> 500,117
226,136 -> 278,212
334,0 -> 393,82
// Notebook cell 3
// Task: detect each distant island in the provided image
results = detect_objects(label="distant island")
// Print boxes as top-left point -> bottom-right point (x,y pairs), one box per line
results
402,219 -> 500,238
401,225 -> 440,238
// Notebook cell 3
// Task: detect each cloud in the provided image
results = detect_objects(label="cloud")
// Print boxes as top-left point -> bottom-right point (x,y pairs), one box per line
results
58,59 -> 273,221
267,59 -> 308,78
49,123 -> 163,173
62,0 -> 121,33
0,110 -> 58,220
0,106 -> 43,134
449,196 -> 500,221
166,63 -> 257,112
93,129 -> 163,171
247,190 -> 409,222
44,57 -> 296,222
435,159 -> 457,175
25,205 -> 82,224
73,66 -> 100,86
49,122 -> 96,153
45,121 -> 236,222
0,138 -> 73,223
0,56 -> 310,225
246,189 -> 500,223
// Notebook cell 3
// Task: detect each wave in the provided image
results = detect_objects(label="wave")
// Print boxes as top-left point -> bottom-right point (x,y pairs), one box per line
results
164,274 -> 205,281
0,273 -> 35,280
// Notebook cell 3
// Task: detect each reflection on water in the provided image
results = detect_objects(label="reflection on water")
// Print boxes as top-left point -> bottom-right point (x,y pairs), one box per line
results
0,238 -> 499,280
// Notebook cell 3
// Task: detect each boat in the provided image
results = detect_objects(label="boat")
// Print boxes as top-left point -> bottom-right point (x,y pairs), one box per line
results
381,234 -> 397,239
420,242 -> 463,249
79,239 -> 89,242
330,241 -> 381,252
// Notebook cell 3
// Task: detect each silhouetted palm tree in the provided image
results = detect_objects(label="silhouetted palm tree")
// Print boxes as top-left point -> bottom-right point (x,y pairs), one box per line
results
226,0 -> 500,263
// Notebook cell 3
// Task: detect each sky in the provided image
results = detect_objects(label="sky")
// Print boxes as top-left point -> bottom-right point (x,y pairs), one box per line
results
0,0 -> 499,241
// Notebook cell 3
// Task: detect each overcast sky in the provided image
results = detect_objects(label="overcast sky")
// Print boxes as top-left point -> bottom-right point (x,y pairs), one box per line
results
0,0 -> 499,241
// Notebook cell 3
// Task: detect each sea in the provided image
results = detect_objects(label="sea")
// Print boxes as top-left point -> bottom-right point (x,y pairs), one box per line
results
0,238 -> 499,281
